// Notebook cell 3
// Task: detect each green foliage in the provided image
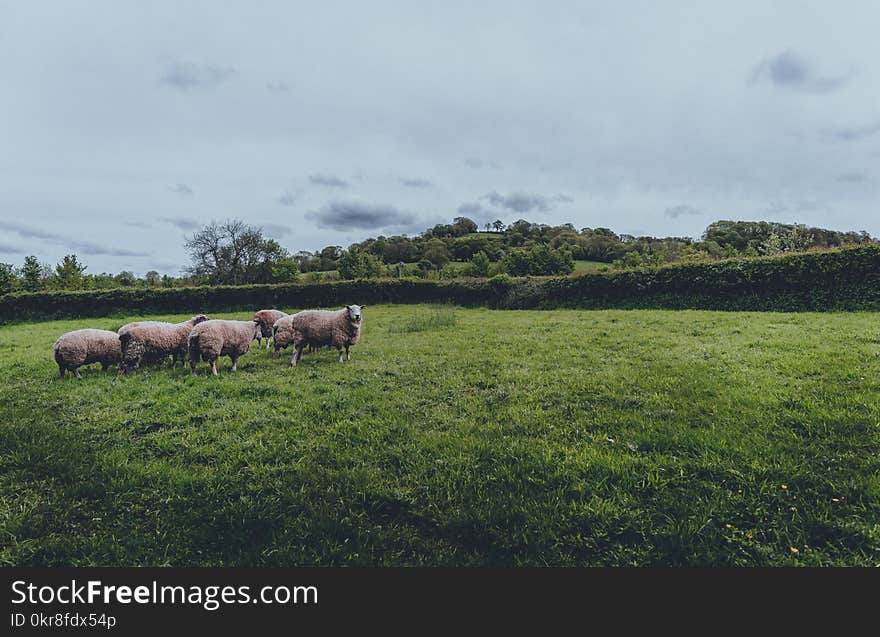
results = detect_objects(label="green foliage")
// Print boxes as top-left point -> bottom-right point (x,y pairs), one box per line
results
3,246 -> 880,323
503,244 -> 574,276
20,255 -> 46,292
2,306 -> 879,566
54,254 -> 87,290
0,263 -> 14,295
338,249 -> 383,280
467,251 -> 491,277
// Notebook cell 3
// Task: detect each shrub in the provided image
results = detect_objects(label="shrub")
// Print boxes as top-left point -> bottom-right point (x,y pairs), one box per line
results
3,246 -> 880,322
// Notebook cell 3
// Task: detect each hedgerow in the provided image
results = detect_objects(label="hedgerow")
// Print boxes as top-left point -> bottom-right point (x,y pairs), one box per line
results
2,246 -> 879,322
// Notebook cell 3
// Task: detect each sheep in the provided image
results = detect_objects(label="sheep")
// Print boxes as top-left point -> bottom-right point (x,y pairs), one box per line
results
271,313 -> 296,359
118,315 -> 209,374
253,309 -> 288,350
290,305 -> 365,366
188,318 -> 262,376
53,329 -> 122,378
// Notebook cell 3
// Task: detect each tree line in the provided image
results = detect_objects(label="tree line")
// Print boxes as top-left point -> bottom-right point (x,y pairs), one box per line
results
1,217 -> 873,294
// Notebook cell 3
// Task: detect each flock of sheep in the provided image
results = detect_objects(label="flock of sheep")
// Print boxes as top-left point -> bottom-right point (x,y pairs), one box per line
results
52,305 -> 365,377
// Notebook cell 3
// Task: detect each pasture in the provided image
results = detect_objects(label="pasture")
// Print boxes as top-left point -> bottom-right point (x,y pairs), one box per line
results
1,305 -> 878,565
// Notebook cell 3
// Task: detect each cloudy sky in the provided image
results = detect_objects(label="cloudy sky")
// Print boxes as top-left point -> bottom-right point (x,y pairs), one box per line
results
1,1 -> 878,275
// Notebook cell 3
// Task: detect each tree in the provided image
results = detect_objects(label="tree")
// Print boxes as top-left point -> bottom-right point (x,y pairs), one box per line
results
145,271 -> 161,286
452,216 -> 478,235
184,219 -> 293,285
114,270 -> 137,287
423,238 -> 450,271
492,219 -> 505,233
271,257 -> 300,283
0,263 -> 14,295
338,249 -> 383,280
467,251 -> 491,277
20,255 -> 44,292
54,254 -> 87,289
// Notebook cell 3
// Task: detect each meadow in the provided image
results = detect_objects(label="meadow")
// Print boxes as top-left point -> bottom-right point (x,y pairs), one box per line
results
1,305 -> 878,566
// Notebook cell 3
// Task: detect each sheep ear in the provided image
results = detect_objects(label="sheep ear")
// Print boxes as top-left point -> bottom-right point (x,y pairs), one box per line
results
360,305 -> 366,309
346,305 -> 351,310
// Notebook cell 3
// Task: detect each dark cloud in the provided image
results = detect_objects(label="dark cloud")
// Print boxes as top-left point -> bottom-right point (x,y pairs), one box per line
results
307,201 -> 418,231
664,204 -> 702,218
277,191 -> 297,206
262,223 -> 292,238
159,216 -> 200,230
400,178 -> 432,188
457,202 -> 485,216
832,122 -> 880,142
169,183 -> 194,196
309,174 -> 348,187
0,221 -> 149,257
159,62 -> 235,90
482,191 -> 572,213
750,51 -> 851,93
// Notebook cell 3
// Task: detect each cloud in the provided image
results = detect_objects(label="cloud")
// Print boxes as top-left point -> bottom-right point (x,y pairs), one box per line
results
482,191 -> 572,213
309,174 -> 348,187
169,183 -> 194,196
400,178 -> 432,188
160,62 -> 235,90
837,172 -> 869,183
277,191 -> 297,206
0,221 -> 149,257
262,223 -> 292,238
457,202 -> 485,216
267,81 -> 291,93
306,201 -> 418,231
124,220 -> 151,228
465,157 -> 501,169
831,121 -> 880,142
0,242 -> 25,254
159,216 -> 200,231
664,204 -> 702,218
750,51 -> 851,93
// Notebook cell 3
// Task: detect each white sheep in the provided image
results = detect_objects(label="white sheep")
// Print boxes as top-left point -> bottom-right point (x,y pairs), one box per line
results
253,309 -> 288,350
290,305 -> 365,366
188,318 -> 262,376
118,315 -> 209,374
53,329 -> 121,378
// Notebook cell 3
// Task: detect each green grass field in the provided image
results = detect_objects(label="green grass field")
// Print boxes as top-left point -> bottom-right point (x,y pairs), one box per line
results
573,260 -> 609,274
1,306 -> 879,566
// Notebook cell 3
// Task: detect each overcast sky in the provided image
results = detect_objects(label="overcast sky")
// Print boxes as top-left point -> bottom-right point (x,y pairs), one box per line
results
1,1 -> 878,275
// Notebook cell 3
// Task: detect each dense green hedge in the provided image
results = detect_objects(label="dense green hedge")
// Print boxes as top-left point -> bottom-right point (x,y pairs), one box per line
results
2,246 -> 879,322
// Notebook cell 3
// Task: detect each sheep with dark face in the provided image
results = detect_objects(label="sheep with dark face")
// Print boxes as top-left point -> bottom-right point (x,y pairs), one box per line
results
188,319 -> 262,376
253,309 -> 288,349
290,305 -> 365,366
53,329 -> 121,378
118,315 -> 209,374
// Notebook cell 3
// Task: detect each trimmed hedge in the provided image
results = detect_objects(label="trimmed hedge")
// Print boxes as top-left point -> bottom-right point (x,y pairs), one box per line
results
2,246 -> 880,323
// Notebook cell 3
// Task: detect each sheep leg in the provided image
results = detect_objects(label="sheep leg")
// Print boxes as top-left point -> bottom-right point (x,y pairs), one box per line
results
345,345 -> 351,361
190,360 -> 197,376
230,356 -> 238,372
58,365 -> 66,379
210,360 -> 218,376
291,344 -> 303,367
74,368 -> 82,379
337,346 -> 344,363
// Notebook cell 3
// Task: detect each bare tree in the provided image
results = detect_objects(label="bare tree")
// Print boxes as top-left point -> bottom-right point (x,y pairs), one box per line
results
185,219 -> 291,285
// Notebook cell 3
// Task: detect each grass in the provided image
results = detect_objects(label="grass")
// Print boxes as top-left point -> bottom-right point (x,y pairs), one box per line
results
1,305 -> 879,566
573,260 -> 609,274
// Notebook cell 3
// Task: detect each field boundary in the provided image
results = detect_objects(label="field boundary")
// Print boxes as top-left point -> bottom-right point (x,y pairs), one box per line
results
2,246 -> 880,322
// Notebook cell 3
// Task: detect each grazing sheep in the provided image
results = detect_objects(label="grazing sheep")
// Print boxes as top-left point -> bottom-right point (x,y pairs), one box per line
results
271,313 -> 296,358
290,305 -> 365,366
53,329 -> 121,378
188,319 -> 262,376
118,315 -> 209,374
253,309 -> 288,349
